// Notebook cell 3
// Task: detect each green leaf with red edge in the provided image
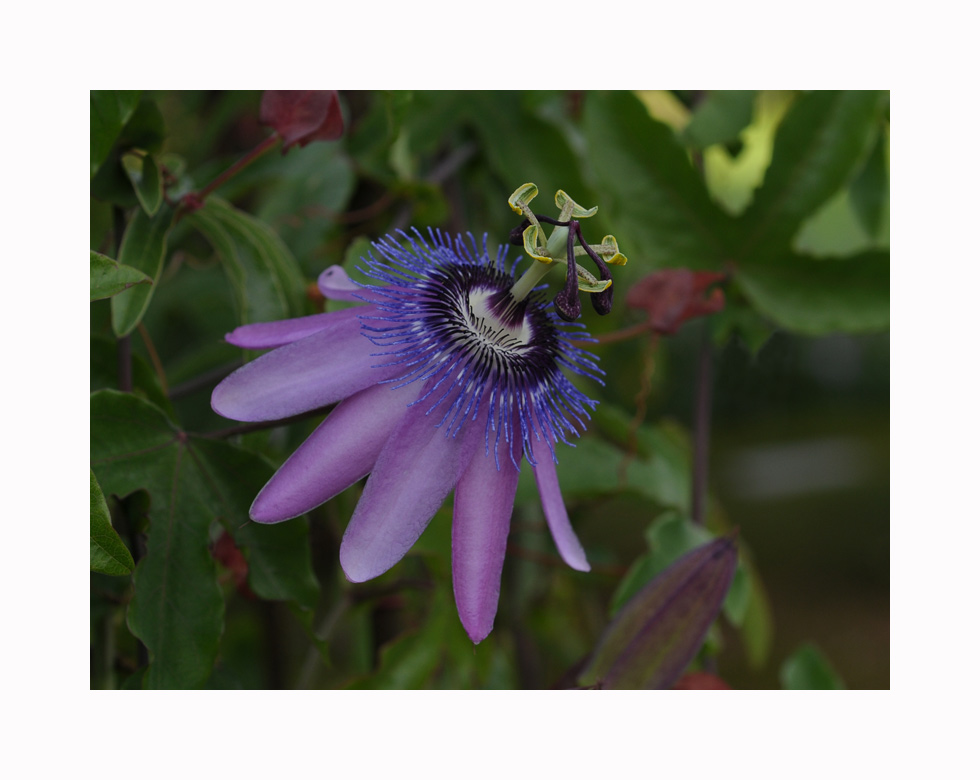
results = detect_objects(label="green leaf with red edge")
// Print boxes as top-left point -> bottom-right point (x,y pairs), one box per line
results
110,204 -> 174,337
579,535 -> 737,689
90,250 -> 152,301
582,91 -> 737,270
90,469 -> 135,576
90,390 -> 319,688
733,90 -> 888,263
186,197 -> 306,325
736,249 -> 889,335
90,90 -> 141,178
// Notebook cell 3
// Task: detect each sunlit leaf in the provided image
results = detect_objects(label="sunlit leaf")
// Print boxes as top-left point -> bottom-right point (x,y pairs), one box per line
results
734,90 -> 888,262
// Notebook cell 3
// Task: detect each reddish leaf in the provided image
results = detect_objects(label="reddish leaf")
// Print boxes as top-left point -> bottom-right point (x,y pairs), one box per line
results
626,269 -> 726,334
259,90 -> 344,150
674,671 -> 732,689
212,530 -> 255,599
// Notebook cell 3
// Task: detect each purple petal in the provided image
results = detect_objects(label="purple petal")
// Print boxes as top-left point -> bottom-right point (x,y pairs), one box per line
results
317,265 -> 362,301
531,443 -> 590,572
451,423 -> 522,644
339,387 -> 485,583
212,311 -> 402,422
249,380 -> 419,523
226,306 -> 367,350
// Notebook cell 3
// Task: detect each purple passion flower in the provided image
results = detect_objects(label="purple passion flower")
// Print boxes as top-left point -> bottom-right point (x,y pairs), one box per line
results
212,229 -> 604,643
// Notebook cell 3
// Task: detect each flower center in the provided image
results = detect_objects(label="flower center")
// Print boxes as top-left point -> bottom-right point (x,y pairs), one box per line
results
462,288 -> 532,355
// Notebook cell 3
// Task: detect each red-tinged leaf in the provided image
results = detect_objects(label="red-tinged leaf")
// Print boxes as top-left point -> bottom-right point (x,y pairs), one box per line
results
579,535 -> 737,690
212,530 -> 255,599
259,90 -> 343,150
626,269 -> 726,335
674,671 -> 732,689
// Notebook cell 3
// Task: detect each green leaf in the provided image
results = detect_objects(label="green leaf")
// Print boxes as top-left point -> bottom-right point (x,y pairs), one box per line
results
90,390 -> 318,687
91,390 -> 221,688
682,90 -> 757,149
734,91 -> 888,262
187,197 -> 306,325
192,438 -> 319,609
90,469 -> 135,576
737,249 -> 889,334
116,98 -> 167,155
582,91 -> 736,270
90,91 -> 141,178
90,250 -> 152,301
466,92 -> 593,208
123,153 -> 163,216
780,642 -> 846,689
110,205 -> 174,336
849,125 -> 889,240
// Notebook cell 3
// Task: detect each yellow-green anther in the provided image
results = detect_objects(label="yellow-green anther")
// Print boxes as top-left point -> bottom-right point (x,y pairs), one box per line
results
555,189 -> 598,219
508,182 -> 539,214
606,252 -> 628,266
522,224 -> 551,263
575,266 -> 612,293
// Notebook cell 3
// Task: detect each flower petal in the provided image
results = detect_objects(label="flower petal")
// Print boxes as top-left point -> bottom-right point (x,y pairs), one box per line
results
226,305 -> 368,350
451,420 -> 522,644
339,388 -> 485,583
212,310 -> 401,422
531,444 -> 591,572
317,265 -> 363,301
249,380 -> 419,523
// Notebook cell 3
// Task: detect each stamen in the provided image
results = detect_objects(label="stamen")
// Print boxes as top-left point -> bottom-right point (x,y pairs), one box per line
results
553,221 -> 582,321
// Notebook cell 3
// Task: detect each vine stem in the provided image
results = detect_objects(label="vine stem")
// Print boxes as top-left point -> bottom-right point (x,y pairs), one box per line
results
691,319 -> 714,526
196,134 -> 280,202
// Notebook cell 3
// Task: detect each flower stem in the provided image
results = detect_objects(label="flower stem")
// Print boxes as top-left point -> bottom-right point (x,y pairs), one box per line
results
196,133 -> 280,202
691,319 -> 714,526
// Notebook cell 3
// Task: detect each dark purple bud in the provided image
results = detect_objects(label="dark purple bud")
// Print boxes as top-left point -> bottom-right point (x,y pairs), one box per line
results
578,535 -> 737,689
509,219 -> 530,246
259,90 -> 344,152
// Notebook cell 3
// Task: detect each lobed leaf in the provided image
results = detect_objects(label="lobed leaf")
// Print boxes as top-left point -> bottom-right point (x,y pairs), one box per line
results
90,390 -> 318,688
582,91 -> 736,270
